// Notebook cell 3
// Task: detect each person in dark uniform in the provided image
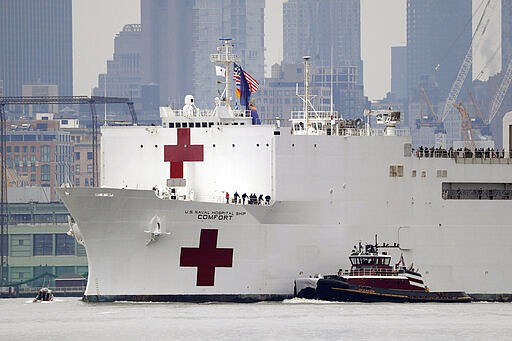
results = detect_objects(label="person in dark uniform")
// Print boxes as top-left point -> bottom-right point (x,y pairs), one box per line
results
265,195 -> 271,205
234,191 -> 240,204
242,193 -> 248,205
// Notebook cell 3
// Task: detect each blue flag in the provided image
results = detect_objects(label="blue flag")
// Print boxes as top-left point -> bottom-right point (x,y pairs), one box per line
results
233,63 -> 251,111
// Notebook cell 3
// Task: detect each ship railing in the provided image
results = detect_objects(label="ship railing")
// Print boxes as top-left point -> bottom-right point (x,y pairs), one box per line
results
165,108 -> 253,119
17,286 -> 86,294
290,111 -> 339,120
341,268 -> 400,277
168,109 -> 215,117
369,128 -> 410,137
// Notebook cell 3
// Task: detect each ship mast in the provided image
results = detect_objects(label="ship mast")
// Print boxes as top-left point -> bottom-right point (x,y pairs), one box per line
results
210,38 -> 240,109
303,56 -> 311,133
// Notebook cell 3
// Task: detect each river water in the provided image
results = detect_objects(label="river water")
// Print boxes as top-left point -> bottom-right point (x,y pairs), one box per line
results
1,298 -> 511,340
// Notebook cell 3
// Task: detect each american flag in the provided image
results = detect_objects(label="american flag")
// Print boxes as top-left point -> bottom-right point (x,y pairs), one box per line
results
233,63 -> 259,94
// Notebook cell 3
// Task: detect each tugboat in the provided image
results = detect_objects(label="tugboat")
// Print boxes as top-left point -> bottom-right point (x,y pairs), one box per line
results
33,287 -> 54,303
295,237 -> 472,303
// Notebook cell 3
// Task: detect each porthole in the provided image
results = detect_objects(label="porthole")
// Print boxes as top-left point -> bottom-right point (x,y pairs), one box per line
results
257,143 -> 260,147
232,144 -> 235,147
154,145 -> 158,148
213,144 -> 216,147
292,143 -> 295,147
314,144 -> 317,147
266,143 -> 269,147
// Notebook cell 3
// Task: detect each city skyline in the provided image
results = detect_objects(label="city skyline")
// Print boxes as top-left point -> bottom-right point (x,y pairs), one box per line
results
72,0 -> 500,101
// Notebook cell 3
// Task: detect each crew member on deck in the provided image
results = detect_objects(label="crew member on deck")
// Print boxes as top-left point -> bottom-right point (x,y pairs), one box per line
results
226,192 -> 230,204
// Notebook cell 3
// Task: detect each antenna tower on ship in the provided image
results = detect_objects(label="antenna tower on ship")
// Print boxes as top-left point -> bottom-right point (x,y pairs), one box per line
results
303,56 -> 311,132
210,38 -> 241,109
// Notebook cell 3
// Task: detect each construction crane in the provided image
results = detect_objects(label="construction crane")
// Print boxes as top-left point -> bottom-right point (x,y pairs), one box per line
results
453,102 -> 476,150
418,87 -> 444,131
440,0 -> 495,122
485,58 -> 512,125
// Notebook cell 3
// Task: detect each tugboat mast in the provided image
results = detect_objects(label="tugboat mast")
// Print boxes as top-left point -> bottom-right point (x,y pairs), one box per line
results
210,38 -> 241,109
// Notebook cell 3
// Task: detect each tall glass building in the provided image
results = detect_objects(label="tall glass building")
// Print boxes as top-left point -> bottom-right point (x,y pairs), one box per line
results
141,0 -> 264,109
0,0 -> 73,97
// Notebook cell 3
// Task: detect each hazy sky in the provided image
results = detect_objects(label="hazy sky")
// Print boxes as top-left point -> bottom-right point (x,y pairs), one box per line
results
73,0 -> 500,101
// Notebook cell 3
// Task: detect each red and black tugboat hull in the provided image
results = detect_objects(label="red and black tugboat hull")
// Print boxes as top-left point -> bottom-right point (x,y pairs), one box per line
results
313,278 -> 472,303
295,278 -> 472,303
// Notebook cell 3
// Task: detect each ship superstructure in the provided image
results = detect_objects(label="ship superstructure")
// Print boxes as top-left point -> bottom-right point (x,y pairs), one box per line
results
58,40 -> 512,302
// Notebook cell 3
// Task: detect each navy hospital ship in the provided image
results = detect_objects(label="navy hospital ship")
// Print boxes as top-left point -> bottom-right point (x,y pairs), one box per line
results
59,39 -> 512,302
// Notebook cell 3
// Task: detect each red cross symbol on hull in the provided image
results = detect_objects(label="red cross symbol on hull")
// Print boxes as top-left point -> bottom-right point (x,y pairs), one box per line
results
180,229 -> 234,286
164,128 -> 204,179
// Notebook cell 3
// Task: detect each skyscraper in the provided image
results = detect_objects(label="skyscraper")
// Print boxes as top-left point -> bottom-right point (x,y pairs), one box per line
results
391,46 -> 407,100
0,0 -> 73,97
283,0 -> 362,81
282,0 -> 365,117
502,0 -> 512,69
93,24 -> 143,113
406,0 -> 472,146
140,0 -> 264,109
406,0 -> 472,102
141,0 -> 193,108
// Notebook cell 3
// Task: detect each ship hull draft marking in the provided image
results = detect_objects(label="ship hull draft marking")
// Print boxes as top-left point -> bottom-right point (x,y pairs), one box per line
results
180,229 -> 233,286
164,128 -> 204,178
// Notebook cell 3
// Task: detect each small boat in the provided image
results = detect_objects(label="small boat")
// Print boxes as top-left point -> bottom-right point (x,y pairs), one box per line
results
33,287 -> 54,303
294,239 -> 472,303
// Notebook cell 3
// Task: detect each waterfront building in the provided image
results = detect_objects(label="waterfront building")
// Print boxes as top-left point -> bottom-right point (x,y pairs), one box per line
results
5,114 -> 74,201
0,0 -> 72,97
1,202 -> 87,292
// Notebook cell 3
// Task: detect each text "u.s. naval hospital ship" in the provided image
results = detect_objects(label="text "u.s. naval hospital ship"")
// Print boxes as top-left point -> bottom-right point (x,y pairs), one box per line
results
59,39 -> 512,302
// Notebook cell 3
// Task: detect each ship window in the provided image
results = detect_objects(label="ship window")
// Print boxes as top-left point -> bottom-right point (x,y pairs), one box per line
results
202,122 -> 207,128
169,123 -> 174,128
256,144 -> 260,147
436,169 -> 448,178
176,123 -> 181,128
209,122 -> 214,127
411,170 -> 417,177
232,144 -> 235,147
195,123 -> 200,128
421,170 -> 427,177
389,165 -> 404,177
163,123 -> 167,128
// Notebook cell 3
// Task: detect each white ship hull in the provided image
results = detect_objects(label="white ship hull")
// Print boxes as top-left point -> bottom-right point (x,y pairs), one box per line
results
57,40 -> 512,302
58,124 -> 512,302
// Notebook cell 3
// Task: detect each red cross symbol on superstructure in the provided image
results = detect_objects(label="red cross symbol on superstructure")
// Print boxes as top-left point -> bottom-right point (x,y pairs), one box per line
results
180,229 -> 234,286
164,128 -> 204,179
